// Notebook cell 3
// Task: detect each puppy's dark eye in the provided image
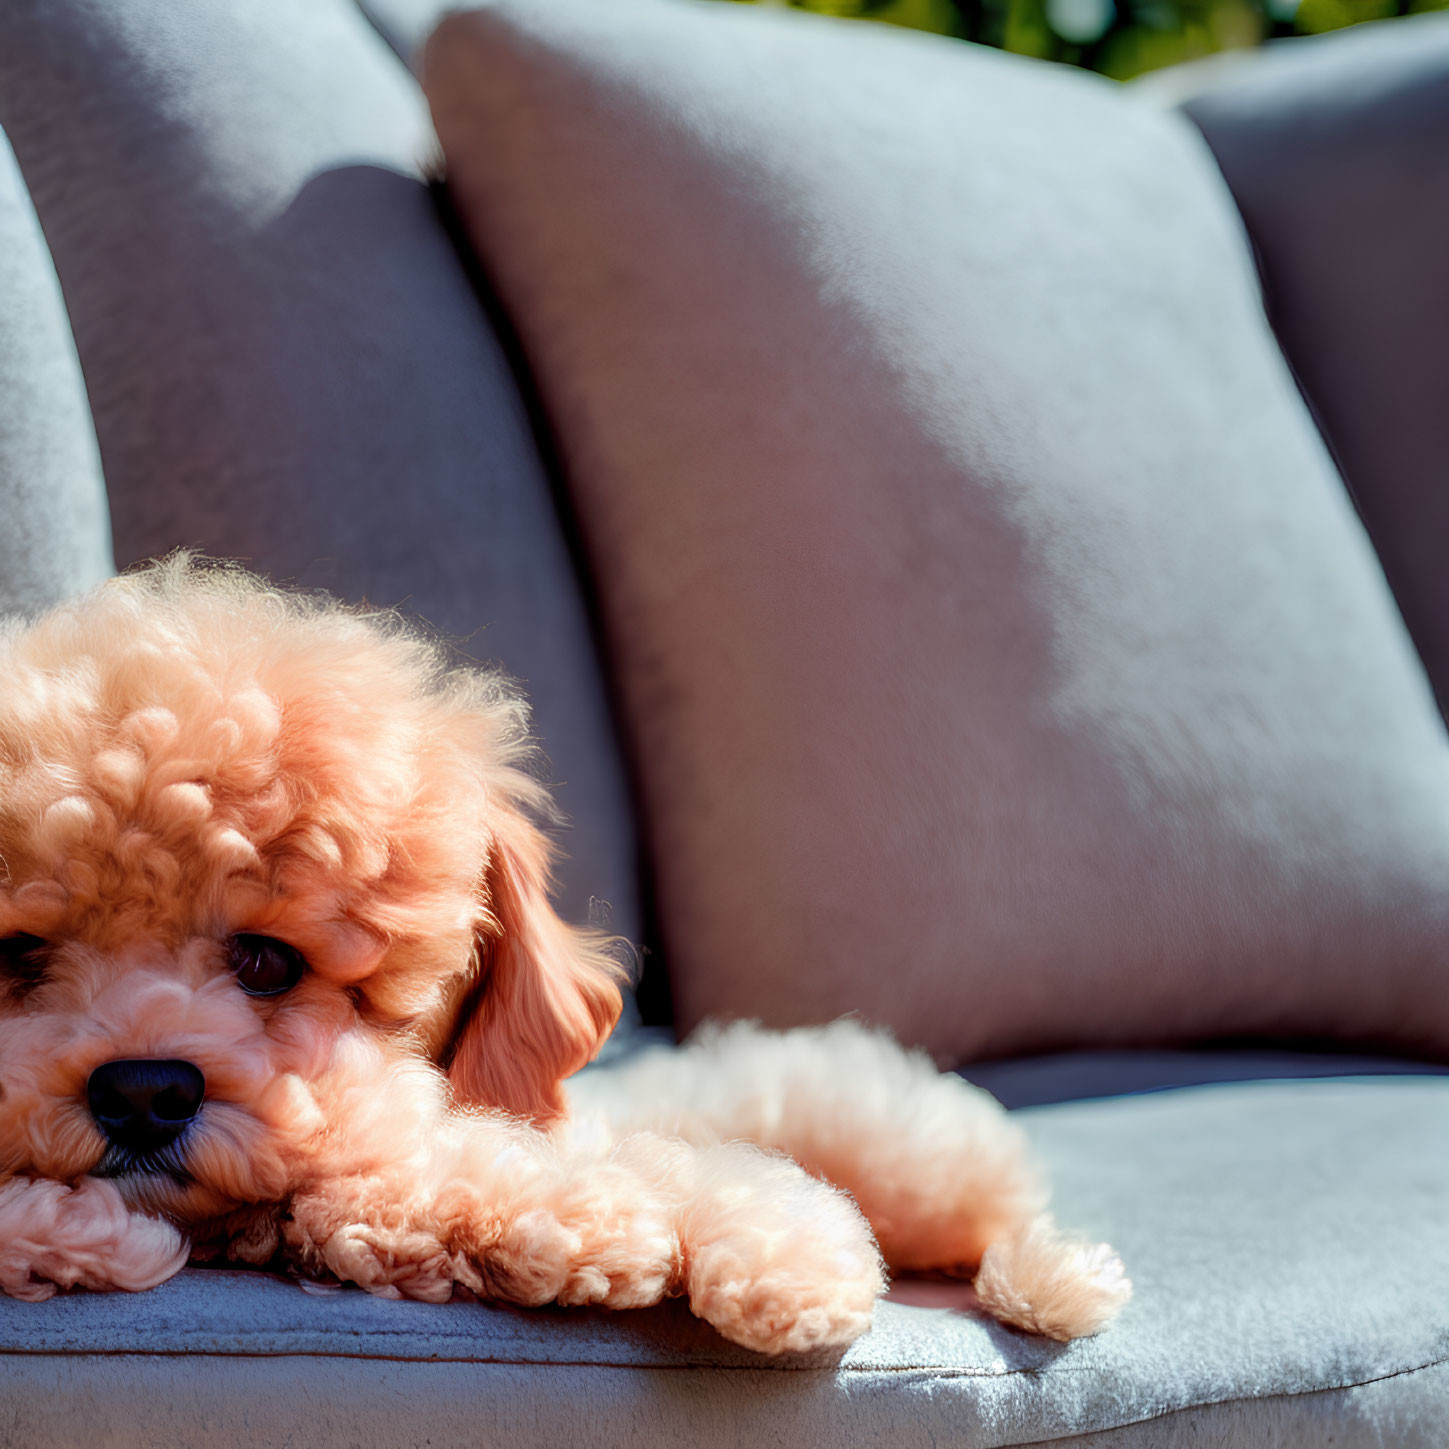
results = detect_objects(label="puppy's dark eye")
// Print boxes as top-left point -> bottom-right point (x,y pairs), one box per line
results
0,934 -> 50,987
227,935 -> 307,997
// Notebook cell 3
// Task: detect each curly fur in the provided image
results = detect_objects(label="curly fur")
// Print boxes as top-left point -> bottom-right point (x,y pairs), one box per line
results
0,558 -> 1129,1350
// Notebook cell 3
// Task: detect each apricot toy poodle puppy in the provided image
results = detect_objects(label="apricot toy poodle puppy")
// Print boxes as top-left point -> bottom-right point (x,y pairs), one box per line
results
0,559 -> 1129,1351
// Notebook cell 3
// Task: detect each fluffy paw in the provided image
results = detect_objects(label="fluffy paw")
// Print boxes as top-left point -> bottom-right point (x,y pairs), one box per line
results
973,1215 -> 1132,1340
482,1200 -> 676,1311
688,1239 -> 881,1353
0,1178 -> 188,1300
460,1153 -> 679,1313
679,1143 -> 884,1353
283,1187 -> 456,1302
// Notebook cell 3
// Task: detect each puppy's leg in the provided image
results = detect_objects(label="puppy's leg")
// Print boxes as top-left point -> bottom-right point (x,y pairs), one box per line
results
281,1113 -> 679,1313
618,1134 -> 882,1355
573,1019 -> 1130,1340
0,1177 -> 189,1301
282,1114 -> 879,1352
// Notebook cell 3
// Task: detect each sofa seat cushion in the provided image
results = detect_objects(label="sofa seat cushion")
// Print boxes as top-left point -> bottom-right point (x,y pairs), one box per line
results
3,1077 -> 1445,1447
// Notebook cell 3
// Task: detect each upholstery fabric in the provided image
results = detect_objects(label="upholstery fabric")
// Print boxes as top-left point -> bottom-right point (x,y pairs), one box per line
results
423,0 -> 1449,1065
1147,16 -> 1449,720
0,0 -> 640,942
3,1078 -> 1446,1446
961,1045 -> 1449,1108
0,131 -> 112,618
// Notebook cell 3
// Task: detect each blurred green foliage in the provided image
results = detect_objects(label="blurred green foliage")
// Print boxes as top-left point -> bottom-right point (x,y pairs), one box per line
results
739,0 -> 1448,77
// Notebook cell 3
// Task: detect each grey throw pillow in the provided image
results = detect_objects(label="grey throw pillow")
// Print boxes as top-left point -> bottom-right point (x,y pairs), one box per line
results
425,0 -> 1449,1063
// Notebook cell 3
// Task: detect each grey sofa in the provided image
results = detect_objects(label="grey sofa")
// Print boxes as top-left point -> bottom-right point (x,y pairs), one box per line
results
2,3 -> 1448,1445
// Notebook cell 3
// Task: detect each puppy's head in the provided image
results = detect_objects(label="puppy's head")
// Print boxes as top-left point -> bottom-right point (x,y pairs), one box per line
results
0,558 -> 622,1223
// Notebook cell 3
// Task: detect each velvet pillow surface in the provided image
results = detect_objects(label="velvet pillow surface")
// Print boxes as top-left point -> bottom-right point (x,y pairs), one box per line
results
424,0 -> 1449,1064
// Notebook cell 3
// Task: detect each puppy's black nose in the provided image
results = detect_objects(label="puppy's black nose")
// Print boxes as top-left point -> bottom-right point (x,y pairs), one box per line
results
86,1059 -> 206,1153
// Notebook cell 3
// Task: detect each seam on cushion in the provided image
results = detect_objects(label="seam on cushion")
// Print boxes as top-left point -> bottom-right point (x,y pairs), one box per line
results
2,1346 -> 1446,1392
1003,1352 -> 1449,1448
0,1344 -> 1082,1374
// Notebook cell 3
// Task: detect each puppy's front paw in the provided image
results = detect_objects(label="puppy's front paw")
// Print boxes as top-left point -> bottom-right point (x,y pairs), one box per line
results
688,1235 -> 881,1354
0,1178 -> 188,1300
680,1144 -> 884,1353
444,1158 -> 679,1313
283,1185 -> 456,1303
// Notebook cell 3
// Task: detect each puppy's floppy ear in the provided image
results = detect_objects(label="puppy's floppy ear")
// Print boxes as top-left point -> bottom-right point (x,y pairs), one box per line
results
446,803 -> 624,1123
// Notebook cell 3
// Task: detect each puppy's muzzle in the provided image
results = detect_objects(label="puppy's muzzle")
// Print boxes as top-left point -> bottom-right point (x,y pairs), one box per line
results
86,1059 -> 206,1157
